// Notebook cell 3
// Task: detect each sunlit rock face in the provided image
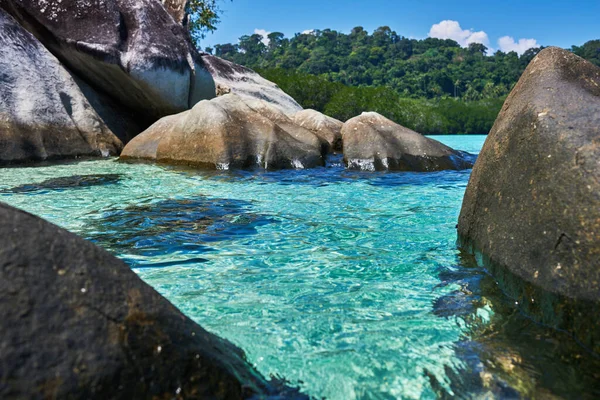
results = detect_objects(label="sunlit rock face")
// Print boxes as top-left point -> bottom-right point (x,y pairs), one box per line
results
1,0 -> 216,123
341,112 -> 474,172
293,109 -> 344,154
121,93 -> 324,170
202,54 -> 303,116
0,202 -> 308,399
458,47 -> 600,353
0,9 -> 123,163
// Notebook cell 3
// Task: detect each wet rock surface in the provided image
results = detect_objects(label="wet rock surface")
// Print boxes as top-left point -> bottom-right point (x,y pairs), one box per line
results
121,94 -> 324,170
457,47 -> 600,352
0,202 -> 306,399
0,9 -> 123,164
342,112 -> 474,172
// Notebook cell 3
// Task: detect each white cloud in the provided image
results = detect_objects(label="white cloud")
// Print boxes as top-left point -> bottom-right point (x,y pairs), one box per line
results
429,20 -> 490,48
301,29 -> 316,35
498,36 -> 539,55
254,29 -> 271,45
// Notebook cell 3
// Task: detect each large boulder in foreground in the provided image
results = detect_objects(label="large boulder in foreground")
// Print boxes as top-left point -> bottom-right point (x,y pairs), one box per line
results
202,55 -> 303,116
1,0 -> 216,122
121,94 -> 324,169
341,112 -> 474,171
0,9 -> 122,164
457,47 -> 600,353
293,109 -> 343,153
0,202 -> 305,399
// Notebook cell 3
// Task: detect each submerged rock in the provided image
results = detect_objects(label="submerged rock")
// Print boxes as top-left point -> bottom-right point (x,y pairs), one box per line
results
0,9 -> 123,164
341,112 -> 474,171
293,109 -> 344,153
202,54 -> 303,116
121,94 -> 324,170
2,174 -> 122,194
0,202 -> 305,399
2,0 -> 216,122
457,47 -> 600,353
86,197 -> 274,267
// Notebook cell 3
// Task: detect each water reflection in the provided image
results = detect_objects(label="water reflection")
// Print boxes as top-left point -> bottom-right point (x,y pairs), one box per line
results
431,252 -> 600,399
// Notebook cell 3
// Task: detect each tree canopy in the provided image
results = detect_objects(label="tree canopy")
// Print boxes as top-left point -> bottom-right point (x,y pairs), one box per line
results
210,27 -> 600,101
207,27 -> 600,133
186,0 -> 229,46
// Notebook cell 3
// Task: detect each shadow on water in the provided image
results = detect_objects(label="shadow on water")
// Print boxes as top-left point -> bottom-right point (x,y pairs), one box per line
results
83,197 -> 275,268
429,252 -> 600,399
0,174 -> 123,194
156,154 -> 475,189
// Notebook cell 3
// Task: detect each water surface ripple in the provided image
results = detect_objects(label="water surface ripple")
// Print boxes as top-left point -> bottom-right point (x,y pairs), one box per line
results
3,136 -> 596,399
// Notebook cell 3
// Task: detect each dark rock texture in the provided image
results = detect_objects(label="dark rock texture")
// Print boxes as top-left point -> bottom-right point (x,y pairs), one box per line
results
1,0 -> 216,122
202,54 -> 303,116
0,9 -> 123,164
0,202 -> 306,399
342,112 -> 474,171
293,109 -> 343,154
457,47 -> 600,352
121,93 -> 324,170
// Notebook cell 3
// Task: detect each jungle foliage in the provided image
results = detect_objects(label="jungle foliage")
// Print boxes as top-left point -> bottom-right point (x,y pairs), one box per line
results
207,27 -> 599,133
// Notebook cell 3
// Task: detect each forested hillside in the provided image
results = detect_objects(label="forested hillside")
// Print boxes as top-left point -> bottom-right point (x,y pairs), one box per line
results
208,28 -> 600,134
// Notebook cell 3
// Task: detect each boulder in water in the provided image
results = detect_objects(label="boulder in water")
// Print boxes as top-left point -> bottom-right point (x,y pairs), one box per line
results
293,109 -> 343,153
341,112 -> 474,171
457,47 -> 600,353
121,94 -> 324,170
0,202 -> 306,399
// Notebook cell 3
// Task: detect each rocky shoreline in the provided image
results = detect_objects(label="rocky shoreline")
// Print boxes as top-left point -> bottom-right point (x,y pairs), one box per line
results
1,0 -> 599,398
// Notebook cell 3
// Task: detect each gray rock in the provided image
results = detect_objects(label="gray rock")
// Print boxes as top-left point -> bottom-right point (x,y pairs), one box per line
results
341,112 -> 474,171
1,0 -> 216,121
202,54 -> 303,116
293,109 -> 343,153
0,9 -> 122,164
0,202 -> 307,399
121,93 -> 324,169
457,47 -> 600,353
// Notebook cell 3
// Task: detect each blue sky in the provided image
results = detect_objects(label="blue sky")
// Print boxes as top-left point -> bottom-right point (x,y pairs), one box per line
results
201,0 -> 599,54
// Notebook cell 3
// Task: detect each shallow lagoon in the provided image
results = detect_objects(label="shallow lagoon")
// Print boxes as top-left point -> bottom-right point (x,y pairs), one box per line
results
2,135 -> 598,399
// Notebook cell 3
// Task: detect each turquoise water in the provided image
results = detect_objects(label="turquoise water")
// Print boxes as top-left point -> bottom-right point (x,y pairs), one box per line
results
1,136 -> 490,399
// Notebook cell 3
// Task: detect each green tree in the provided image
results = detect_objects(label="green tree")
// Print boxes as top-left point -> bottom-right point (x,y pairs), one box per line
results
186,0 -> 230,47
572,40 -> 600,66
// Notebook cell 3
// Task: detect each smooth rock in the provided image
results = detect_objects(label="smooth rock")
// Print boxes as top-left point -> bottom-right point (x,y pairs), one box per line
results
0,9 -> 122,164
341,112 -> 474,171
1,0 -> 216,121
457,47 -> 600,352
121,93 -> 324,169
0,202 -> 306,399
293,109 -> 343,153
202,54 -> 303,116
244,98 -> 327,156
